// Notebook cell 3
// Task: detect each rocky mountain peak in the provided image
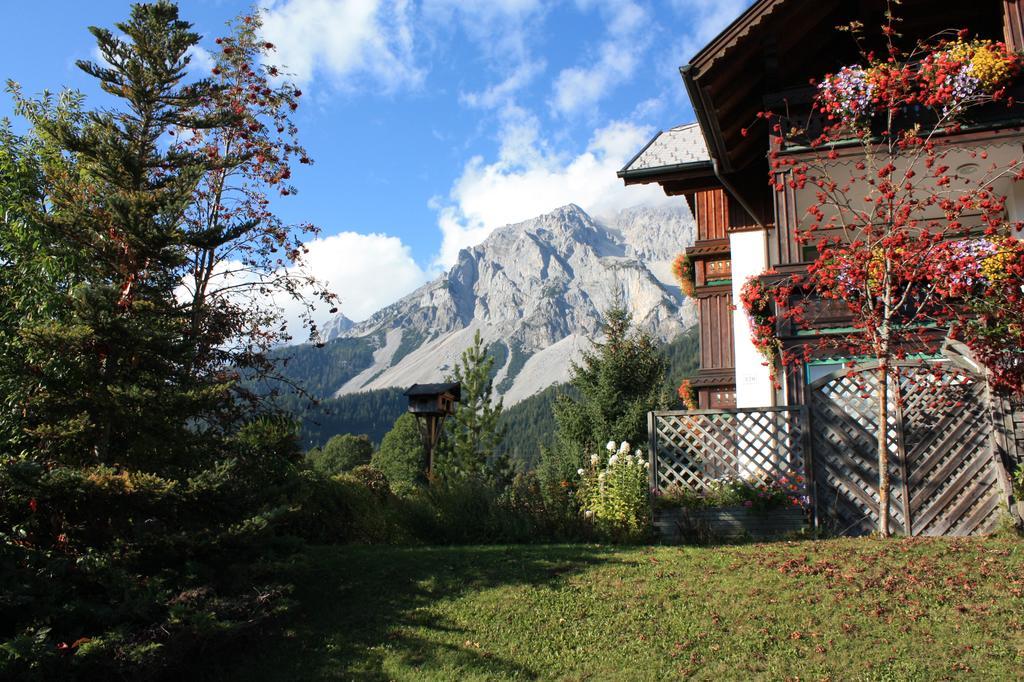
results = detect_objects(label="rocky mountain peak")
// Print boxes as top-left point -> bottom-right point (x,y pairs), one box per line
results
325,203 -> 696,405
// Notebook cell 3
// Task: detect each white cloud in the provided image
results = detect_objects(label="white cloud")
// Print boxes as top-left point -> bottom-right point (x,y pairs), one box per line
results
551,0 -> 649,116
551,42 -> 639,116
421,0 -> 545,63
460,59 -> 546,110
186,46 -> 215,75
433,117 -> 673,268
292,230 -> 430,323
668,0 -> 751,62
183,230 -> 429,345
259,0 -> 423,92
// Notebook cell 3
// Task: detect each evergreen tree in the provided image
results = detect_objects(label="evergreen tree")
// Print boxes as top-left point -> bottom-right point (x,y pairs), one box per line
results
8,1 -> 229,467
372,412 -> 425,489
436,330 -> 508,483
543,306 -> 667,485
0,4 -> 325,675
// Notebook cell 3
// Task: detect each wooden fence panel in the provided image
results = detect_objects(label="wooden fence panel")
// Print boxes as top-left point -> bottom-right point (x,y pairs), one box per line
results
649,407 -> 810,503
809,362 -> 1010,537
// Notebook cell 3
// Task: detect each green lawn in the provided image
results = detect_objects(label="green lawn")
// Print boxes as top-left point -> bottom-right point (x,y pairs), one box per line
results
225,537 -> 1024,681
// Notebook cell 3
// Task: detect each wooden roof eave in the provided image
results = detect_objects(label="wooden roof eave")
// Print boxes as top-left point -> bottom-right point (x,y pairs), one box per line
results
690,0 -> 789,78
619,160 -> 721,196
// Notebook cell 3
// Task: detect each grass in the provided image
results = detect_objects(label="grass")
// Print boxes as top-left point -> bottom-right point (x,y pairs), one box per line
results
222,537 -> 1024,680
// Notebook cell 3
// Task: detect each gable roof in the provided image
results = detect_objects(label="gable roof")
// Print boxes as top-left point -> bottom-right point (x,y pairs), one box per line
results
617,123 -> 711,178
404,382 -> 461,400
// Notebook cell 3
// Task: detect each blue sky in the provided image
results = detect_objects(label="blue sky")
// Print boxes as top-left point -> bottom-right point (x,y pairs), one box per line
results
1,0 -> 751,323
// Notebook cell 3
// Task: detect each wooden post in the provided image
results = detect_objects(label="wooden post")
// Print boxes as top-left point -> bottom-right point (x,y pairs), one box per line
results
647,411 -> 658,493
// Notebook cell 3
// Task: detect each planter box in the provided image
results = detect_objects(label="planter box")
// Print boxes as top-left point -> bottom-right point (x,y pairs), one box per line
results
654,506 -> 807,543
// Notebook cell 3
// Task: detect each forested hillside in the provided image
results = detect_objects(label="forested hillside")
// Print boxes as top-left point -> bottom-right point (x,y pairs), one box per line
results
261,336 -> 377,398
290,326 -> 701,465
280,388 -> 408,449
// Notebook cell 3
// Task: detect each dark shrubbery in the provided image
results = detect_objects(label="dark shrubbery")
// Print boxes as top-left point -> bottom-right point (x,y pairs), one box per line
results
306,434 -> 374,475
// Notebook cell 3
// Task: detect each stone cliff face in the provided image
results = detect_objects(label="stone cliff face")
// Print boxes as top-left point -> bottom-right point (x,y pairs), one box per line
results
327,203 -> 696,405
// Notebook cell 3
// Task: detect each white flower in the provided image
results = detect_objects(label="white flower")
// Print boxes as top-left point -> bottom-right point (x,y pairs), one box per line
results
584,510 -> 594,519
634,448 -> 643,458
644,461 -> 650,469
618,441 -> 631,454
577,468 -> 585,476
608,454 -> 619,465
590,453 -> 599,465
606,440 -> 616,452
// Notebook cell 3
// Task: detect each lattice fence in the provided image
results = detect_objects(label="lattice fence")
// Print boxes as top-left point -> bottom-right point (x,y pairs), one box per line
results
810,362 -> 1010,536
647,407 -> 811,502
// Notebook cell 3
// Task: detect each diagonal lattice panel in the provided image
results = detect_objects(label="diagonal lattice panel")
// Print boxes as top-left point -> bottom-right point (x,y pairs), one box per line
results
651,408 -> 810,504
809,368 -> 908,535
809,361 -> 1009,537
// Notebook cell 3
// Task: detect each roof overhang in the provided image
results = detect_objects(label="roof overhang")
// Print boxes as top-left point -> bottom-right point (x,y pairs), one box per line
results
618,159 -> 718,194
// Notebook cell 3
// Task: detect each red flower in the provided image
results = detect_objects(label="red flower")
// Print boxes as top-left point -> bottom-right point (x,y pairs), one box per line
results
27,498 -> 37,513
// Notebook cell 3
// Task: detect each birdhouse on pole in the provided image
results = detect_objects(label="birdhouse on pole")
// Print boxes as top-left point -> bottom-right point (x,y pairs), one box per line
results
403,382 -> 461,477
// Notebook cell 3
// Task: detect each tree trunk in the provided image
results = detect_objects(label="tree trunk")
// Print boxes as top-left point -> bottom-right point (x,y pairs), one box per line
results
877,361 -> 891,537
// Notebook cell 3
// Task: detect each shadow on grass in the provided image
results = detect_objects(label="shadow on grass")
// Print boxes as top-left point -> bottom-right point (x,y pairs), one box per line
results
207,544 -> 617,681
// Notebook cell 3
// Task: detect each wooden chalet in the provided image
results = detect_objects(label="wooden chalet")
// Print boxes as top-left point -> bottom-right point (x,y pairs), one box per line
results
624,0 -> 1024,536
621,0 -> 1024,412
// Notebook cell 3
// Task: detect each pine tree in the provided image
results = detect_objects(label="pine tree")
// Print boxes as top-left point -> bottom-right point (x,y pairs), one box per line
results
436,330 -> 508,483
543,306 -> 667,486
0,4 -> 322,674
9,0 -> 228,468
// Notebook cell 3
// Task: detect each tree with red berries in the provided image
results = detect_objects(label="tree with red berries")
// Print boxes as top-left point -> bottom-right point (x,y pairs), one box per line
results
746,9 -> 1024,536
177,12 -> 336,386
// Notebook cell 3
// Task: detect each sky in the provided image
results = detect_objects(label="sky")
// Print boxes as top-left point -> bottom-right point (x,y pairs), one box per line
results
0,0 -> 752,326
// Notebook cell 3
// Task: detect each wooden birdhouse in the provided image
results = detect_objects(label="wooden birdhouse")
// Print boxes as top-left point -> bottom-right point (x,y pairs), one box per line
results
403,382 -> 461,477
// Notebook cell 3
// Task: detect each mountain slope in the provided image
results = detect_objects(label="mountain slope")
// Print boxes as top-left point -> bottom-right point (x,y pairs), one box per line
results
319,203 -> 696,405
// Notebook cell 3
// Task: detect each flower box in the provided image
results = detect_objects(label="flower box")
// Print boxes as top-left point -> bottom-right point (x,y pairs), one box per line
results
654,506 -> 807,544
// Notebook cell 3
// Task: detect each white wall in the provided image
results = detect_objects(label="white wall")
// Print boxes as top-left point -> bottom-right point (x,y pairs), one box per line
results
730,229 -> 775,408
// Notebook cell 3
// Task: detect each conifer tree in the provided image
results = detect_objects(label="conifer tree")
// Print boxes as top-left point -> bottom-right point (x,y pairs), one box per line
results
543,306 -> 667,485
0,4 -> 325,674
436,330 -> 508,482
9,0 -> 228,467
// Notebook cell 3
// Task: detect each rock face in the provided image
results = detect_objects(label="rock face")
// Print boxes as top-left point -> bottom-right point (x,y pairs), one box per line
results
321,313 -> 354,339
328,203 -> 696,405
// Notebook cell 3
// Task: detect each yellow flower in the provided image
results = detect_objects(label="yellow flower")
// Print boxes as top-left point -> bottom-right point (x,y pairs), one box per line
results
979,237 -> 1017,284
948,40 -> 1014,90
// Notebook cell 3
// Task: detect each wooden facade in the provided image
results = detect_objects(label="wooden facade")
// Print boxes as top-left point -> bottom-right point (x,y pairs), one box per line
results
624,0 -> 1024,414
629,0 -> 1024,533
685,188 -> 738,408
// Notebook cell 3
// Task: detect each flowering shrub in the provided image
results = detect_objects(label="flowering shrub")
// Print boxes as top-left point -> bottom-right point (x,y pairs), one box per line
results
672,252 -> 695,297
817,66 -> 875,122
578,441 -> 650,541
654,474 -> 807,512
739,276 -> 780,371
677,379 -> 698,410
818,38 -> 1022,123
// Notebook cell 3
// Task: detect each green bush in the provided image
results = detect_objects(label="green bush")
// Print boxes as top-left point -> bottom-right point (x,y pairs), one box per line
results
279,469 -> 406,545
577,441 -> 651,542
307,434 -> 373,475
372,413 -> 425,488
348,464 -> 391,500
